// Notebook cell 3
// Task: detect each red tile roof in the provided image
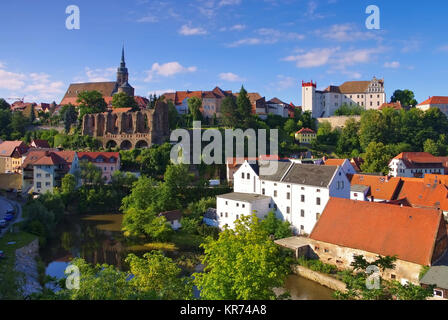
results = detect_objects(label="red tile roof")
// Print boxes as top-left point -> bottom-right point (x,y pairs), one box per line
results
296,128 -> 316,134
0,141 -> 28,157
379,101 -> 402,110
310,198 -> 445,265
78,152 -> 120,163
31,139 -> 50,149
397,179 -> 448,212
393,152 -> 444,169
348,174 -> 401,200
23,150 -> 76,168
418,96 -> 448,106
324,159 -> 347,166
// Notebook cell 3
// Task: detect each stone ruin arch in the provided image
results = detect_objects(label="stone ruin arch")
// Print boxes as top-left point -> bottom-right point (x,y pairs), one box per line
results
81,102 -> 170,149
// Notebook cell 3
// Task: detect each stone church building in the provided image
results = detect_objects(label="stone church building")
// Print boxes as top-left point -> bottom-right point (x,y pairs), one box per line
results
60,47 -> 135,106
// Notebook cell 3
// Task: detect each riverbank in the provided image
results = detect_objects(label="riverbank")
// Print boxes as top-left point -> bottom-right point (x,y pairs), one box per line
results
292,265 -> 347,294
0,231 -> 39,299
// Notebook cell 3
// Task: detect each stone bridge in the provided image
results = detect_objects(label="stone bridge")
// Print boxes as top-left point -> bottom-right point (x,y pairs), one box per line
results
82,102 -> 169,149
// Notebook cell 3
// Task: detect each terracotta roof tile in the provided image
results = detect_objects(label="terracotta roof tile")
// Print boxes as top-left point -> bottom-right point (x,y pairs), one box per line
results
310,198 -> 445,265
348,174 -> 401,200
418,96 -> 448,106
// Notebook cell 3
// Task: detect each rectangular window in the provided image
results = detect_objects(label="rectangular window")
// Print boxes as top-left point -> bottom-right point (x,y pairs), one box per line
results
274,190 -> 278,197
316,213 -> 321,220
262,188 -> 265,195
287,207 -> 290,214
45,182 -> 51,187
287,192 -> 290,200
247,173 -> 250,180
241,173 -> 245,179
301,210 -> 305,217
36,182 -> 41,188
301,195 -> 305,202
316,198 -> 321,205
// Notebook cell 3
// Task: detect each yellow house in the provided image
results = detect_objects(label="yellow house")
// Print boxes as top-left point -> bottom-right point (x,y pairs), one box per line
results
0,141 -> 29,173
295,128 -> 316,144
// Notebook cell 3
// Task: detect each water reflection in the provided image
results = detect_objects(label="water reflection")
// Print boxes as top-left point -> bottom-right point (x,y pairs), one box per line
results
42,214 -> 128,280
284,275 -> 336,300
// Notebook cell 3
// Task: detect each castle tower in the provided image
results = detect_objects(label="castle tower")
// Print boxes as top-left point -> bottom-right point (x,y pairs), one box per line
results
301,81 -> 319,118
115,46 -> 134,97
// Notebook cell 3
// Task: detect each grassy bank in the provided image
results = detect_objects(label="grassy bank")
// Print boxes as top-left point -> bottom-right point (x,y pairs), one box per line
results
0,231 -> 38,299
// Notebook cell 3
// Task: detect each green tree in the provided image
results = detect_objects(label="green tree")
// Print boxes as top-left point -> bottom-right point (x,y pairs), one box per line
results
0,98 -> 10,110
193,214 -> 290,300
361,142 -> 392,175
61,173 -> 77,194
336,118 -> 361,157
187,97 -> 203,122
236,86 -> 252,127
220,96 -> 238,128
390,89 -> 418,107
60,104 -> 78,133
9,111 -> 29,139
126,251 -> 193,300
112,92 -> 139,111
167,101 -> 179,129
77,90 -> 108,120
80,161 -> 104,186
423,139 -> 440,156
334,103 -> 364,116
261,211 -> 293,240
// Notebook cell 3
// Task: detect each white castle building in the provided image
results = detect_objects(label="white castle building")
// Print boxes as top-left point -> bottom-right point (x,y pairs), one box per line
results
216,160 -> 350,235
302,77 -> 386,118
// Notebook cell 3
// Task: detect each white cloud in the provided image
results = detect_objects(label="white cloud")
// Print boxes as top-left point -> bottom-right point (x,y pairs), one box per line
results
227,28 -> 304,47
283,48 -> 338,68
179,24 -> 207,36
221,24 -> 246,32
219,0 -> 241,6
317,24 -> 381,42
384,61 -> 400,69
82,67 -> 116,82
137,15 -> 158,23
145,62 -> 197,82
0,69 -> 26,90
219,72 -> 244,82
283,46 -> 384,70
0,63 -> 65,101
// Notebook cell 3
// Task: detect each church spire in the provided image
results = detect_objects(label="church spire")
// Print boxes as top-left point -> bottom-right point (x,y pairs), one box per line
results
121,45 -> 126,67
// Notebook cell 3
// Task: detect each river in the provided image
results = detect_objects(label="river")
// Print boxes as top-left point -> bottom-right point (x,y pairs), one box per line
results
42,213 -> 335,300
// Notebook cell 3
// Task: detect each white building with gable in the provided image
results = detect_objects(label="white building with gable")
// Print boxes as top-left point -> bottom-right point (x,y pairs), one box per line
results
302,77 -> 386,118
216,160 -> 350,235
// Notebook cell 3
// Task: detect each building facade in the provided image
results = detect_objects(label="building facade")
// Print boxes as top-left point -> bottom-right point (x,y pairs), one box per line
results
417,96 -> 448,116
217,160 -> 350,235
77,152 -> 121,183
0,141 -> 29,173
22,150 -> 80,194
389,152 -> 445,178
302,77 -> 386,118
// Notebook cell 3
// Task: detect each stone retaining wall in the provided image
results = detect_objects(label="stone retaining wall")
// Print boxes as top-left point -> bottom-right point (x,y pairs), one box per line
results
15,238 -> 42,297
293,265 -> 347,293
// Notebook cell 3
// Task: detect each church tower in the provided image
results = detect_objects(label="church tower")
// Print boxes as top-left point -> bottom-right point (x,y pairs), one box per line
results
116,46 -> 135,97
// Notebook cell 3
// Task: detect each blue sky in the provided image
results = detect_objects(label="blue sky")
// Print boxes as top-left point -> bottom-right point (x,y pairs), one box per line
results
0,0 -> 447,105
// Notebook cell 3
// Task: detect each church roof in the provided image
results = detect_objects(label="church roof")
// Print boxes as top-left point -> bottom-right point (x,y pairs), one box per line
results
61,82 -> 117,105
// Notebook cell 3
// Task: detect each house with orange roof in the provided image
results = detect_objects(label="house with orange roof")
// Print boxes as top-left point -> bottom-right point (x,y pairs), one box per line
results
395,176 -> 448,218
323,158 -> 356,175
379,101 -> 402,110
389,152 -> 444,178
417,96 -> 448,116
307,198 -> 448,284
348,174 -> 402,202
0,141 -> 29,173
22,150 -> 80,194
78,152 -> 120,183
